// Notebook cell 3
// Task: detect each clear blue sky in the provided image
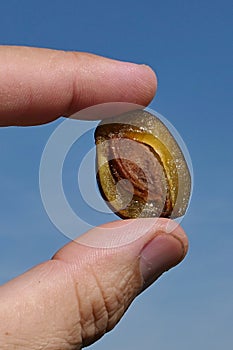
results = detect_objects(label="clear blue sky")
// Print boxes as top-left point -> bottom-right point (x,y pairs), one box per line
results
0,1 -> 232,349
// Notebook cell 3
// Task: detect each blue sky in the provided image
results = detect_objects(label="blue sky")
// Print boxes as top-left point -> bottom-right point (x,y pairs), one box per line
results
0,1 -> 232,349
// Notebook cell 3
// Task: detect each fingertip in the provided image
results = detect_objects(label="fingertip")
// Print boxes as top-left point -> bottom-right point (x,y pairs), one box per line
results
140,63 -> 158,97
165,220 -> 189,258
143,217 -> 189,258
123,62 -> 157,105
68,57 -> 158,112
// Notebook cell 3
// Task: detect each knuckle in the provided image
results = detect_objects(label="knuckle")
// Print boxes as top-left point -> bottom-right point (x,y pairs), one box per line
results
73,260 -> 141,347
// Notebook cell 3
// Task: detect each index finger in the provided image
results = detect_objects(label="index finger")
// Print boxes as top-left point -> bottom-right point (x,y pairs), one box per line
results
0,46 -> 157,126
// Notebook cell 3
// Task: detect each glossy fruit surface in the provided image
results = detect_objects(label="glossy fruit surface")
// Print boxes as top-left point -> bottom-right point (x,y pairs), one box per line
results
95,109 -> 191,219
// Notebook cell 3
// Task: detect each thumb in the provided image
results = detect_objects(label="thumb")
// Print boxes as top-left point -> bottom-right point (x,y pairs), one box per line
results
0,218 -> 188,349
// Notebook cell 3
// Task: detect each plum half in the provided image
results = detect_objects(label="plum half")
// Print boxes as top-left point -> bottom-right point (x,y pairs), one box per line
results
94,109 -> 191,219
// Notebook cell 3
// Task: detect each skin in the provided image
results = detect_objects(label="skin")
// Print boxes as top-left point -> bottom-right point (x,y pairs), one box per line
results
0,46 -> 189,350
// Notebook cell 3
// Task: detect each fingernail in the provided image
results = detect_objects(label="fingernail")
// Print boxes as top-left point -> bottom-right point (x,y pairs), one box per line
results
140,234 -> 185,290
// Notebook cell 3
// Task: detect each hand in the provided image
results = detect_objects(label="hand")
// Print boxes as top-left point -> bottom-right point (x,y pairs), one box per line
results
0,46 -> 188,349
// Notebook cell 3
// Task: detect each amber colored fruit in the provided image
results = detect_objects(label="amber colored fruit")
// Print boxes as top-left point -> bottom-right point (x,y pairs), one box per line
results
94,109 -> 191,219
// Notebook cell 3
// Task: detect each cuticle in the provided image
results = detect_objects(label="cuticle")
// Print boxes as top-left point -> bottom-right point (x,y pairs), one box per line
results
169,232 -> 187,260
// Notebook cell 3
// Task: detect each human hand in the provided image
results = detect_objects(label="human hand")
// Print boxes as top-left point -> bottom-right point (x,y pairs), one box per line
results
0,46 -> 188,349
